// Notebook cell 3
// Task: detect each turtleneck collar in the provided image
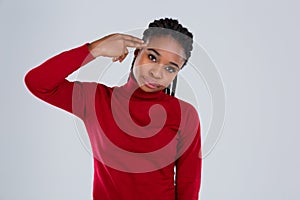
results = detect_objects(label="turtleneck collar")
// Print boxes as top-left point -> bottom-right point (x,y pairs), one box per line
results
115,71 -> 165,101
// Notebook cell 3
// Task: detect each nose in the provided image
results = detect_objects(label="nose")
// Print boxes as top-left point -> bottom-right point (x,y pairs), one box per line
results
149,65 -> 163,79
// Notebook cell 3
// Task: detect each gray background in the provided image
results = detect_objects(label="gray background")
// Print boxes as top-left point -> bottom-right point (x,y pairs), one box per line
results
1,0 -> 299,199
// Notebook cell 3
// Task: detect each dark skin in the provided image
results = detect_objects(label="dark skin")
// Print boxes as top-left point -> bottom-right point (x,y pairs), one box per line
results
88,33 -> 186,92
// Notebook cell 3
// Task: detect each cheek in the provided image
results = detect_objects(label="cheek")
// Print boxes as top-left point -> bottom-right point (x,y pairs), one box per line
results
134,63 -> 152,75
133,56 -> 150,73
133,65 -> 146,76
161,75 -> 177,86
132,67 -> 141,81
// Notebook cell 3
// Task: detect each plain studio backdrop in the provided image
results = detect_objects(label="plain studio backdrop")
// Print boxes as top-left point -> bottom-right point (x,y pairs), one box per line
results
1,0 -> 299,199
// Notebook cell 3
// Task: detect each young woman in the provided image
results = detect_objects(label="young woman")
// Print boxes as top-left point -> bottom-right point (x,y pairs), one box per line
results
24,18 -> 202,200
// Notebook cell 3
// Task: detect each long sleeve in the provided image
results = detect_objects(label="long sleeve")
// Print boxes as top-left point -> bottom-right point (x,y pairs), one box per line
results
175,106 -> 202,200
24,43 -> 96,119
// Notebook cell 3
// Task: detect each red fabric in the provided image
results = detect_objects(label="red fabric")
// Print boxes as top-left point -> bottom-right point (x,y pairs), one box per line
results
24,43 -> 202,200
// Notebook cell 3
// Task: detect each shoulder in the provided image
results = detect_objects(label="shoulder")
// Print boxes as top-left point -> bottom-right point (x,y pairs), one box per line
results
164,94 -> 199,118
162,94 -> 200,129
164,95 -> 201,138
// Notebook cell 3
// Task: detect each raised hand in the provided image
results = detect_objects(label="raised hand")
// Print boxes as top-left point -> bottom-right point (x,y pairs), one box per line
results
88,33 -> 147,62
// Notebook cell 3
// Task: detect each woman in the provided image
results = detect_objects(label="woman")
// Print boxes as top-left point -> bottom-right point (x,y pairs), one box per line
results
24,17 -> 202,200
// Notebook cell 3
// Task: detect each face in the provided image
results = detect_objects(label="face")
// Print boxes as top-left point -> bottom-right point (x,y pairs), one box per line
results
133,35 -> 186,93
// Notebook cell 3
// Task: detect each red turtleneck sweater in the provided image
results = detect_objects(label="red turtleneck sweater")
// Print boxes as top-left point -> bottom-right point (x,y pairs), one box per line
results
24,43 -> 202,200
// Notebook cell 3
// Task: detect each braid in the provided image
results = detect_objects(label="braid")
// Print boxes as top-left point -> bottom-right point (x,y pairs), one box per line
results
130,17 -> 194,97
143,18 -> 193,64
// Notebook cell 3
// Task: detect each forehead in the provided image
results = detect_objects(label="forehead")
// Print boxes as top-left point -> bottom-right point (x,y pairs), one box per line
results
145,35 -> 186,60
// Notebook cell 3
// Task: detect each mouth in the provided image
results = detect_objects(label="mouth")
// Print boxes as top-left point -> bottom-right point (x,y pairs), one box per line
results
143,77 -> 161,89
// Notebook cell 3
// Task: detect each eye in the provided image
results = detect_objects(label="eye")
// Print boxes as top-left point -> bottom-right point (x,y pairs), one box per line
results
165,66 -> 177,73
148,54 -> 157,62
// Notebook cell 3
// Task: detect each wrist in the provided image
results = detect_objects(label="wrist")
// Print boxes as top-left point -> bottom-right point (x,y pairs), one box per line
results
87,42 -> 101,58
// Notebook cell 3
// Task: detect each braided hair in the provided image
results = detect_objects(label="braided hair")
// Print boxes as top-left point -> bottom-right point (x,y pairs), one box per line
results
130,17 -> 193,96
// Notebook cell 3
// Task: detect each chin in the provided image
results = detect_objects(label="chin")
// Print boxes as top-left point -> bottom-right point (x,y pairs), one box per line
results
140,85 -> 161,93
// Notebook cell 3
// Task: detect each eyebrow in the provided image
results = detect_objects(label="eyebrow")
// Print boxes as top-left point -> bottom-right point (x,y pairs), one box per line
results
147,48 -> 180,69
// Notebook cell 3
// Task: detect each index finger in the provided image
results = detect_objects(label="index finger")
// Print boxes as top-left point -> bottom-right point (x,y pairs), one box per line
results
121,34 -> 145,44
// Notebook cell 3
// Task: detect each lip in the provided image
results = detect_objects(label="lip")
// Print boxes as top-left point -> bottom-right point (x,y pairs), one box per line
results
143,77 -> 160,89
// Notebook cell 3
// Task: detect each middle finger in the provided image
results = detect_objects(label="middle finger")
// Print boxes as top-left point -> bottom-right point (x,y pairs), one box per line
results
124,39 -> 147,48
